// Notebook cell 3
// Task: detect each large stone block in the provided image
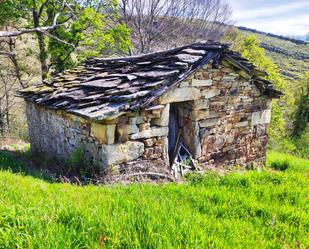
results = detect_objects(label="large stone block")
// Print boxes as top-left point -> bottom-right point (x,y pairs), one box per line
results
199,118 -> 220,128
90,123 -> 115,144
129,116 -> 144,125
152,104 -> 170,126
192,79 -> 213,87
130,127 -> 168,140
117,124 -> 139,142
117,124 -> 139,135
201,89 -> 220,98
251,109 -> 271,126
192,110 -> 208,120
159,87 -> 201,104
235,121 -> 248,128
101,141 -> 144,166
191,99 -> 209,110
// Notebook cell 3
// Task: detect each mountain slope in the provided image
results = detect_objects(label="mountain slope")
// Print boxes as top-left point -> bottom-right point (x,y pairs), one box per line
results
238,27 -> 309,81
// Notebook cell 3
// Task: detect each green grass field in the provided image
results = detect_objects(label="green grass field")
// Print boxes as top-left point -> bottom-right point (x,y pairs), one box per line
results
0,150 -> 308,248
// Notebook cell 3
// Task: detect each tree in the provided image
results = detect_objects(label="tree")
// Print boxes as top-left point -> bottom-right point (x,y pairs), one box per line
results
119,0 -> 232,54
0,0 -> 131,80
0,0 -> 131,138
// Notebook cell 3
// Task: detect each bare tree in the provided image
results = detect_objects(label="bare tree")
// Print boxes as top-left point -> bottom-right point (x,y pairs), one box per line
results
0,71 -> 17,135
119,0 -> 233,54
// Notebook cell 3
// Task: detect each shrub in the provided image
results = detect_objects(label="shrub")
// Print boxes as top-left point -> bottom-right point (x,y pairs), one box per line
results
295,125 -> 309,159
269,160 -> 289,171
70,146 -> 84,167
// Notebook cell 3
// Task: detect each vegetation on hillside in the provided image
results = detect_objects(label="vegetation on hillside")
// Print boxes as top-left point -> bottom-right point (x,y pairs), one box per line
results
239,28 -> 309,81
0,149 -> 308,248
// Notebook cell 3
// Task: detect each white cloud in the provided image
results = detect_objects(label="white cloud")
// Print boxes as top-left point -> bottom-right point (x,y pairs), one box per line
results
229,0 -> 309,35
238,14 -> 309,35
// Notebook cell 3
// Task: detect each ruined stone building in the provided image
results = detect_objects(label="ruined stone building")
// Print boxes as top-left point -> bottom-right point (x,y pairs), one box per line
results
18,42 -> 282,174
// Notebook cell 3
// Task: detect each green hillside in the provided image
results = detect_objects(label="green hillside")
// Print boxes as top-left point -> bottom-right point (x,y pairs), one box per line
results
239,28 -> 309,81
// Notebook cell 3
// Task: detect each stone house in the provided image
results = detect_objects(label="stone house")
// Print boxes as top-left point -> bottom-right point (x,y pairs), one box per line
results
18,42 -> 282,174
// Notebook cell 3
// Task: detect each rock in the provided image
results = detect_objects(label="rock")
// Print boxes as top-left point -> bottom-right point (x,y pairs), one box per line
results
192,110 -> 208,120
139,123 -> 151,131
145,105 -> 165,111
192,79 -> 213,87
152,104 -> 169,126
206,111 -> 221,118
90,123 -> 115,144
159,87 -> 201,104
154,146 -> 163,154
150,153 -> 161,159
222,75 -> 236,81
101,141 -> 144,166
129,116 -> 144,125
117,124 -> 139,135
144,147 -> 154,157
192,99 -> 209,109
117,124 -> 139,142
143,138 -> 156,147
199,118 -> 220,128
130,127 -> 168,140
235,121 -> 248,128
214,135 -> 226,150
199,128 -> 209,139
179,81 -> 190,87
251,109 -> 271,126
201,89 -> 220,98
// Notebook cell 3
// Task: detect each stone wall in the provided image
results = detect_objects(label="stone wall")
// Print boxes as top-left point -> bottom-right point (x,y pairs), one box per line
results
25,101 -> 170,171
26,62 -> 272,171
156,62 -> 272,167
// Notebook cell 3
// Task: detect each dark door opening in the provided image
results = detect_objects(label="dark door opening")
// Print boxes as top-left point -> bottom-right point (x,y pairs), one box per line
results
168,103 -> 179,163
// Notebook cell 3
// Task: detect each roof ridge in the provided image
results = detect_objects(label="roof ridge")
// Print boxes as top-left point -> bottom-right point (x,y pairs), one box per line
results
85,41 -> 228,63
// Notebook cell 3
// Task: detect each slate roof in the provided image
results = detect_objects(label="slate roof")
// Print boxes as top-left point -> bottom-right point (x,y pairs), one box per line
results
18,42 -> 283,121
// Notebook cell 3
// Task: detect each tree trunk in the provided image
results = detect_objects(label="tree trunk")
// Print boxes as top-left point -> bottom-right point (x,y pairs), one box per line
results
33,8 -> 48,80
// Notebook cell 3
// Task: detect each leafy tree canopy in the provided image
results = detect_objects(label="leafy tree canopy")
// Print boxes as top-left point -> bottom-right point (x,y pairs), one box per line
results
293,71 -> 309,136
0,0 -> 132,77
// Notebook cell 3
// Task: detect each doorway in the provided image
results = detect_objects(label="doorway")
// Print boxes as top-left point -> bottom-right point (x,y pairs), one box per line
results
168,101 -> 201,165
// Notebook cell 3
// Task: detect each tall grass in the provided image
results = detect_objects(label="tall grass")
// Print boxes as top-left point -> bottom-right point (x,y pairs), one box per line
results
0,151 -> 308,248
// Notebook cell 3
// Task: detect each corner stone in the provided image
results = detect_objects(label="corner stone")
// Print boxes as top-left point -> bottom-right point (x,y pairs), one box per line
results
152,104 -> 170,126
252,109 -> 271,126
101,141 -> 144,166
90,123 -> 115,144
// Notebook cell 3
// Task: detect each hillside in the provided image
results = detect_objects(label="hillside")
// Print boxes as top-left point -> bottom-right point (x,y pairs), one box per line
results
238,27 -> 309,81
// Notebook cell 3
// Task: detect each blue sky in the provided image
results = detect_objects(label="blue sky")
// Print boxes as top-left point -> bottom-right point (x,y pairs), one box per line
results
229,0 -> 309,36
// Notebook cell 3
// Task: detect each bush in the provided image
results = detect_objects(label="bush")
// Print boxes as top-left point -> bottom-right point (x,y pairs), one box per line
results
70,146 -> 84,167
269,160 -> 289,171
295,125 -> 309,159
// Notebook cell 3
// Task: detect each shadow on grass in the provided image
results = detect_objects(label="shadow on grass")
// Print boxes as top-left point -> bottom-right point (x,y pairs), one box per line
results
0,144 -> 104,185
0,148 -> 57,183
